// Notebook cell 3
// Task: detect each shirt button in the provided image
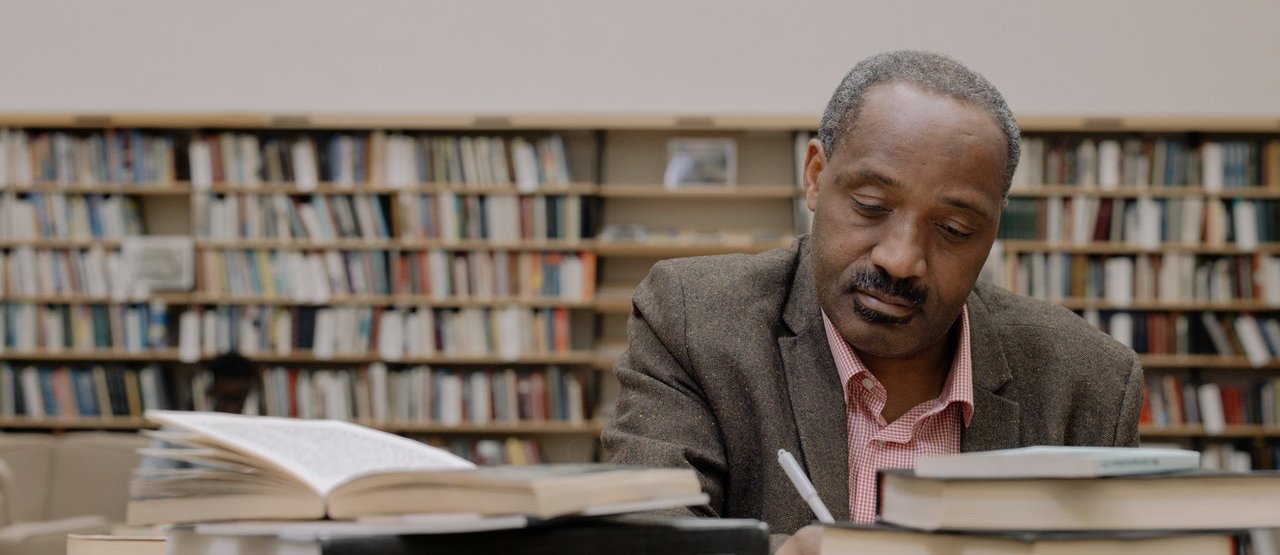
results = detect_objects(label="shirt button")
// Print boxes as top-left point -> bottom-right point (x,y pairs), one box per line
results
861,377 -> 875,391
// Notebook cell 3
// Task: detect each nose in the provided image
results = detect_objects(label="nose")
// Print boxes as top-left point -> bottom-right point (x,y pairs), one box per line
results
869,221 -> 927,280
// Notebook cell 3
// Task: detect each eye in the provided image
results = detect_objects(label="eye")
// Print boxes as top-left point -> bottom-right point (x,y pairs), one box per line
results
938,223 -> 973,239
851,197 -> 889,215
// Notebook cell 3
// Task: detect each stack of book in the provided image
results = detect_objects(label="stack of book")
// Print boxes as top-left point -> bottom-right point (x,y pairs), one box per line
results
821,446 -> 1280,554
128,410 -> 730,555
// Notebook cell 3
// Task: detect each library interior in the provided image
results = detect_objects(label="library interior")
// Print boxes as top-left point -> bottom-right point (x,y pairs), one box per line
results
0,2 -> 1279,554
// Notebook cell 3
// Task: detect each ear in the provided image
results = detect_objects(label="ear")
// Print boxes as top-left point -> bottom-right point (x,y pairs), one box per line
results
803,138 -> 826,213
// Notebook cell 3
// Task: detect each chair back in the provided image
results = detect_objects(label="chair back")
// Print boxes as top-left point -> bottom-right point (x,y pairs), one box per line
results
47,432 -> 149,522
0,434 -> 58,522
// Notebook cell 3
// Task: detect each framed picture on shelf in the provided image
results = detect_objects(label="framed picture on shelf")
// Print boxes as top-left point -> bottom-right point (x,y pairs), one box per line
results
663,138 -> 737,189
122,236 -> 195,293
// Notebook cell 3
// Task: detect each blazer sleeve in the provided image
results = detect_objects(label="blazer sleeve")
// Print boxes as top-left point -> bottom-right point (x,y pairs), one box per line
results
1113,355 -> 1144,447
600,261 -> 727,517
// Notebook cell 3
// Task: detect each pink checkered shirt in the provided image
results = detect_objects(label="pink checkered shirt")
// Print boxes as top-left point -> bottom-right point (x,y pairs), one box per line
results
820,307 -> 974,523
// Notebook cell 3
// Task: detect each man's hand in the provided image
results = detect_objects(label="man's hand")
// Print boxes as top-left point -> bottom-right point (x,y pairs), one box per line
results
776,525 -> 822,555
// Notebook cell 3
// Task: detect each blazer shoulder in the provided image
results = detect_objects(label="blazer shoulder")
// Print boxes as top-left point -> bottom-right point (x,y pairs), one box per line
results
646,242 -> 799,303
970,280 -> 1137,373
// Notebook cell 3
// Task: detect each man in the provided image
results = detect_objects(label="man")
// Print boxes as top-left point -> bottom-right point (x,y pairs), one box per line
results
601,50 -> 1143,553
206,351 -> 260,414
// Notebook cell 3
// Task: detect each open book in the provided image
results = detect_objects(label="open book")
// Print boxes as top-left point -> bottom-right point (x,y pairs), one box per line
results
127,411 -> 704,525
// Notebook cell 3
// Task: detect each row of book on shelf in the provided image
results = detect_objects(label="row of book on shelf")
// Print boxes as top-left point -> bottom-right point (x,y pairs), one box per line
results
0,303 -> 576,360
1,248 -> 594,302
1198,442 -> 1266,472
1011,136 -> 1280,188
0,193 -> 144,240
993,252 -> 1280,305
0,128 -> 576,189
0,128 -> 177,186
198,192 -> 587,243
999,196 -> 1277,247
426,436 -> 544,466
0,362 -> 587,427
199,249 -> 595,301
1143,373 -> 1280,432
1090,311 -> 1280,365
188,132 -> 574,190
597,224 -> 791,247
9,128 -> 1280,189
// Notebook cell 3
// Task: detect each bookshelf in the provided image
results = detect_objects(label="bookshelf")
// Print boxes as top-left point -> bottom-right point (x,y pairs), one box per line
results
1,114 -> 1278,467
0,123 -> 606,465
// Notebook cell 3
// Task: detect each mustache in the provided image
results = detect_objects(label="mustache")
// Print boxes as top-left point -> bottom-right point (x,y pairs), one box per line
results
850,267 -> 928,307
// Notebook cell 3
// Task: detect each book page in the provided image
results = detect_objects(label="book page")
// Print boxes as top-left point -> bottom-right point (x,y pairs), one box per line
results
146,411 -> 474,496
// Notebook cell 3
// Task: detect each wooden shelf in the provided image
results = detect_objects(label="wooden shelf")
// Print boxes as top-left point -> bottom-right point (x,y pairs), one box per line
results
195,239 -> 593,251
598,184 -> 798,199
595,298 -> 633,314
396,239 -> 593,252
0,239 -> 122,249
0,293 -> 190,304
0,294 -> 595,309
1057,299 -> 1280,312
595,240 -> 791,257
245,352 -> 601,366
195,238 -> 399,250
593,343 -> 628,371
1010,185 -> 1280,199
1015,116 -> 1280,133
1140,425 -> 1280,439
0,417 -> 154,430
1140,354 -> 1280,369
999,241 -> 1280,255
593,285 -> 634,314
4,183 -> 192,195
0,350 -> 181,362
187,295 -> 595,309
0,417 -> 604,435
203,183 -> 598,195
0,350 -> 600,366
2,113 -> 1277,132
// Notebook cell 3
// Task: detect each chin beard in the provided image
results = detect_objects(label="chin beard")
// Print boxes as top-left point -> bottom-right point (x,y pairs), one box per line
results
852,295 -> 913,326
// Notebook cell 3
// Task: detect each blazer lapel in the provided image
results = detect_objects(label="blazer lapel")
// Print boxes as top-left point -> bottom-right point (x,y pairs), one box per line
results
778,240 -> 849,519
961,286 -> 1022,452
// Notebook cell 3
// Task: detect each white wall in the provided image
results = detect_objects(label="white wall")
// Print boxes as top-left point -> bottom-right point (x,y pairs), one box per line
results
0,0 -> 1277,117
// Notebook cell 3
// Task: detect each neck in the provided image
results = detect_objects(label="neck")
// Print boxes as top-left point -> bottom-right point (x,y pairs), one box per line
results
857,321 -> 960,422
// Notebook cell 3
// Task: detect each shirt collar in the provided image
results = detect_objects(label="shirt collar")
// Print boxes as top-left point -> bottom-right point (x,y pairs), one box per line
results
820,306 -> 975,427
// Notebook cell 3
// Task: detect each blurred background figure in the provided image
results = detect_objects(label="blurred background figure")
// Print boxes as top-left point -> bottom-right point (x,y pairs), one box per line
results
206,352 -> 260,415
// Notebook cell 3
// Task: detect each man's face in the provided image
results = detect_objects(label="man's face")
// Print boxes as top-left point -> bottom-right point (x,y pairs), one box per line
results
804,82 -> 1006,359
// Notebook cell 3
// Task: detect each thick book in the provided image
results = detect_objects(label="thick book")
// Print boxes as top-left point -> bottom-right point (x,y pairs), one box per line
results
167,516 -> 768,555
127,411 -> 703,525
820,523 -> 1237,555
913,446 -> 1200,479
878,468 -> 1280,531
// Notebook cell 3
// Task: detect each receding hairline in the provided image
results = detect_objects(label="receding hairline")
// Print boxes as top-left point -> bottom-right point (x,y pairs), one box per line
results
817,50 -> 1022,197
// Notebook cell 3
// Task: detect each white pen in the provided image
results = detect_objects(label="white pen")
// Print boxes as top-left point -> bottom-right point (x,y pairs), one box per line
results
777,448 -> 835,523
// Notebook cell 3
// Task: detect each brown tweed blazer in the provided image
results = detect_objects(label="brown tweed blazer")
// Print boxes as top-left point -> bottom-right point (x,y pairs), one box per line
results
602,235 -> 1143,538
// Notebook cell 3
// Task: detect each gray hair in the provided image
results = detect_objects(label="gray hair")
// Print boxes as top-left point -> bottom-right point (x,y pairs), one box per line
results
817,50 -> 1021,196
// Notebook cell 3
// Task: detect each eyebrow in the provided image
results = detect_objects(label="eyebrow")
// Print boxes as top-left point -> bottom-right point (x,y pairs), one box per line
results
841,169 -> 996,221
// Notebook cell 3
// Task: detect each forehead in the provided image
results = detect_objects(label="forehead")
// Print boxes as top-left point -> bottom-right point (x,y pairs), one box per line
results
832,82 -> 1006,198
